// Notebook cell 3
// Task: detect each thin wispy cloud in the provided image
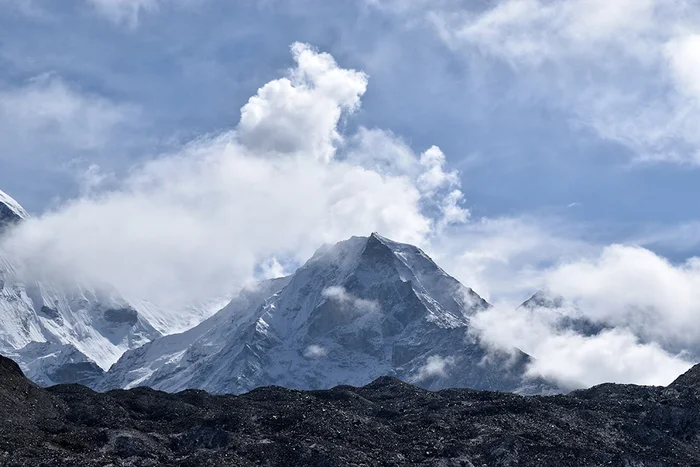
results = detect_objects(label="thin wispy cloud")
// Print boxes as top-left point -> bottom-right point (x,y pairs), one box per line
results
374,0 -> 700,165
0,74 -> 139,160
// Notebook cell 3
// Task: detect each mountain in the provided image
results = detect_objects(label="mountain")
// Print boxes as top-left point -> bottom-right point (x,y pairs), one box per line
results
1,188 -> 540,394
519,289 -> 607,337
0,190 -> 161,385
0,189 -> 28,228
102,233 -> 534,394
2,353 -> 700,466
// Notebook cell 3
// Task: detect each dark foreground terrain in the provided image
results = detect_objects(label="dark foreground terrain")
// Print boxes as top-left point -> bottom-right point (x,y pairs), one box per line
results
2,355 -> 700,466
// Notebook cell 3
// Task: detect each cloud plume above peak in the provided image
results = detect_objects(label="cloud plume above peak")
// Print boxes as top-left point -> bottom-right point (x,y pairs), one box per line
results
238,42 -> 368,163
0,43 -> 468,329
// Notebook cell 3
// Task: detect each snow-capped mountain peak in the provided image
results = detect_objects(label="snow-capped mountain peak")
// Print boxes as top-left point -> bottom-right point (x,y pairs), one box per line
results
102,233 -> 532,395
519,289 -> 606,337
0,189 -> 28,228
0,189 -> 162,385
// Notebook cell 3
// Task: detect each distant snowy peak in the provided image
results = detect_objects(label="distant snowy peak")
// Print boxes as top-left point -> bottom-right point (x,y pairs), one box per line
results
0,189 -> 28,228
519,289 -> 606,337
520,289 -> 567,310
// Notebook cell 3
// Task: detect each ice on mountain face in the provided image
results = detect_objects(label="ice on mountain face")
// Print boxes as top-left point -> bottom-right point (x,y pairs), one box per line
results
127,295 -> 233,336
99,275 -> 292,391
104,233 -> 532,395
0,265 -> 161,374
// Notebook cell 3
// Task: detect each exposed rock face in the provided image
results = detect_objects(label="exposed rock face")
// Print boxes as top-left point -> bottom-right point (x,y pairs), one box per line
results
102,233 -> 532,394
103,307 -> 140,326
1,353 -> 700,466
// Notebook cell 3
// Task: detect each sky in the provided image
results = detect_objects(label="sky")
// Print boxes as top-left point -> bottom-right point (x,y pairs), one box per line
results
2,0 -> 700,389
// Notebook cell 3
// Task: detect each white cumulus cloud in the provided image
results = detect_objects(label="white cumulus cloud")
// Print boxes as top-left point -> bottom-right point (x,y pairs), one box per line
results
411,355 -> 455,382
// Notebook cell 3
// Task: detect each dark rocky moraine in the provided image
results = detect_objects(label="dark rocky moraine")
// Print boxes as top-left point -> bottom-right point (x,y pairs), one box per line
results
1,354 -> 700,466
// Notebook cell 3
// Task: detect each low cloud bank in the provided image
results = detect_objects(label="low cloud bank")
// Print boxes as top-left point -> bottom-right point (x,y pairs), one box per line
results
470,244 -> 700,389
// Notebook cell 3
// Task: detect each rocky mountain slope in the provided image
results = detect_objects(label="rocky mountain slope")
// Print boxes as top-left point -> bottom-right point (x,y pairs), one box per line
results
0,190 -> 161,385
101,233 -> 534,394
2,353 -> 700,466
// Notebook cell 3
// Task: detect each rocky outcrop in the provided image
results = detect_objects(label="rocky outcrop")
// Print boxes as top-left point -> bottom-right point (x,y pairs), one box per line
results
1,354 -> 700,466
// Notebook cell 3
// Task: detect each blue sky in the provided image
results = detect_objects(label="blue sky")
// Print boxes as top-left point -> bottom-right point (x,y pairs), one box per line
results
3,0 -> 700,386
4,0 -> 699,251
1,1 -> 700,283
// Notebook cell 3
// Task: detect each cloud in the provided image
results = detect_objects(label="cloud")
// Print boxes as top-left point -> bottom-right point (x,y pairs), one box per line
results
411,355 -> 455,382
85,0 -> 161,26
544,245 -> 700,351
665,34 -> 700,102
465,242 -> 700,389
426,218 -> 700,389
428,216 -> 596,303
238,43 -> 368,163
632,221 -> 700,255
303,344 -> 328,359
0,74 -> 139,160
0,43 -> 467,325
374,0 -> 700,165
322,286 -> 379,314
417,146 -> 459,193
345,130 -> 469,231
258,257 -> 288,280
471,301 -> 693,390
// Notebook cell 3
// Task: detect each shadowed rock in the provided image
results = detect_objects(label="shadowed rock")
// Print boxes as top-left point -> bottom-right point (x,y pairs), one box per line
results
1,354 -> 700,466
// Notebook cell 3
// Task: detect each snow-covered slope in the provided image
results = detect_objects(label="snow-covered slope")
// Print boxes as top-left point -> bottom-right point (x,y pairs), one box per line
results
102,233 -> 532,394
0,190 -> 161,385
0,189 -> 28,230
